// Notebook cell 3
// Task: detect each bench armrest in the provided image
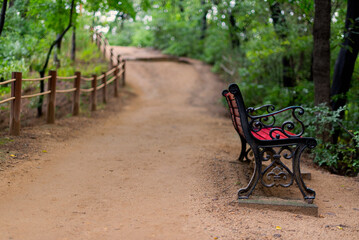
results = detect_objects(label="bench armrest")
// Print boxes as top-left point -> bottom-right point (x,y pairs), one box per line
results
248,106 -> 305,138
247,104 -> 276,115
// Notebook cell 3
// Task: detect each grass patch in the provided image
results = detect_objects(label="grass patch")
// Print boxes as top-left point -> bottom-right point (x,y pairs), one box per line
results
0,137 -> 13,145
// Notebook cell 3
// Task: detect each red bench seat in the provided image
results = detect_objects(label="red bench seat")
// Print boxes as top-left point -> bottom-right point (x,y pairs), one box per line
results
251,127 -> 296,140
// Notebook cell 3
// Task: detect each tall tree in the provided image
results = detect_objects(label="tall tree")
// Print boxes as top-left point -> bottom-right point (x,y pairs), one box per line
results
37,0 -> 76,116
313,0 -> 331,106
179,0 -> 184,13
71,26 -> 76,61
200,0 -> 208,40
269,1 -> 295,87
331,0 -> 359,111
228,8 -> 240,48
211,0 -> 240,48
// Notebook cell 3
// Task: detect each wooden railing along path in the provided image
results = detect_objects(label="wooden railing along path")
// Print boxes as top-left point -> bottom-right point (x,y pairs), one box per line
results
0,31 -> 126,136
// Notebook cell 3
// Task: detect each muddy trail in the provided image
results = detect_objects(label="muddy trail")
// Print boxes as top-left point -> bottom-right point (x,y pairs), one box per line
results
0,47 -> 358,240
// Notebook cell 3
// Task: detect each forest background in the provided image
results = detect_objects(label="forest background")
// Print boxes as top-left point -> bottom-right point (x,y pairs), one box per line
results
0,0 -> 358,175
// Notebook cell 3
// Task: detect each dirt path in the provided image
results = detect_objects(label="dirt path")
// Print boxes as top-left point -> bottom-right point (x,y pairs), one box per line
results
0,47 -> 358,240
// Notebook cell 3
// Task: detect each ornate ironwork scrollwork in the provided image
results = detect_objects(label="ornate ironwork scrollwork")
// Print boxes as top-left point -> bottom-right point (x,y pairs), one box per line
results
248,106 -> 306,139
247,105 -> 276,131
260,147 -> 295,188
247,104 -> 275,115
244,148 -> 255,162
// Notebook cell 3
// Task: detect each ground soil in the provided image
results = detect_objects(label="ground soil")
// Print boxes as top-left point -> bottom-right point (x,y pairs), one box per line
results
0,47 -> 358,240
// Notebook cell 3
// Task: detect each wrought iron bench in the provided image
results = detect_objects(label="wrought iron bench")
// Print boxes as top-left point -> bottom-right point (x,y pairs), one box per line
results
222,83 -> 317,204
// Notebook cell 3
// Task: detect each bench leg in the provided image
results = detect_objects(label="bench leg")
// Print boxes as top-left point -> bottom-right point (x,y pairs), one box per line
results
238,149 -> 262,199
292,145 -> 316,203
238,135 -> 247,162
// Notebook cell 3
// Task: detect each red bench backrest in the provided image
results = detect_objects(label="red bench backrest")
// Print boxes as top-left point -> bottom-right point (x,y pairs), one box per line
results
224,91 -> 245,137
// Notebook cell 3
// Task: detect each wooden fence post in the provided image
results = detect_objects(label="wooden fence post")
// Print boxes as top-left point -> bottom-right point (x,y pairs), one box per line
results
103,40 -> 107,58
73,71 -> 81,116
97,34 -> 101,50
90,27 -> 94,43
9,72 -> 22,136
117,54 -> 121,66
122,60 -> 126,86
47,70 -> 57,124
114,66 -> 119,98
102,72 -> 107,104
110,48 -> 114,67
91,75 -> 97,111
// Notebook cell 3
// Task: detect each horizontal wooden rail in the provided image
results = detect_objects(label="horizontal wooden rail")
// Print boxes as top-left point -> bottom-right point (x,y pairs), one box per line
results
81,76 -> 94,81
57,76 -> 77,80
106,66 -> 117,76
21,90 -> 51,99
56,88 -> 77,93
0,97 -> 15,104
80,88 -> 94,93
0,79 -> 15,85
97,74 -> 105,80
97,83 -> 105,90
22,76 -> 51,81
106,76 -> 116,85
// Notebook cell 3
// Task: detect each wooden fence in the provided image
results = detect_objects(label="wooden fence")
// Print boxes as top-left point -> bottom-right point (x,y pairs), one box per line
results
0,31 -> 126,136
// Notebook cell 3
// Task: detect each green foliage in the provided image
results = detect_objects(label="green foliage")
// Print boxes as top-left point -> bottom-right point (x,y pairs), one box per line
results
302,105 -> 359,175
0,4 -> 108,98
0,137 -> 13,145
202,27 -> 230,64
53,19 -> 108,77
132,27 -> 154,47
238,80 -> 314,108
106,22 -> 154,47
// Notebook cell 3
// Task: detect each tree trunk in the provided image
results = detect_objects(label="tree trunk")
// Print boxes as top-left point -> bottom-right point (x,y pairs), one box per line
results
37,0 -> 75,117
270,2 -> 288,39
228,10 -> 240,48
330,0 -> 359,144
269,1 -> 295,87
0,0 -> 8,37
282,55 -> 294,87
71,26 -> 76,61
54,33 -> 62,68
309,52 -> 314,82
313,0 -> 331,106
200,0 -> 208,40
20,0 -> 28,19
118,13 -> 127,31
179,0 -> 184,13
331,0 -> 359,110
37,71 -> 45,117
